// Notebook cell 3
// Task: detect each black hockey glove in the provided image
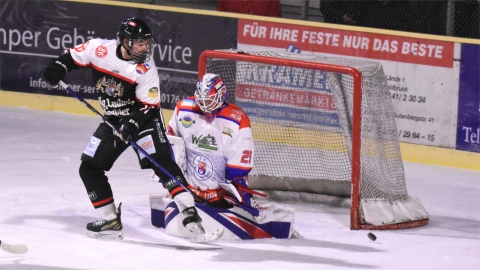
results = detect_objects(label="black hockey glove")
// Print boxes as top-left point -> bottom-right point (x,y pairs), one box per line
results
120,118 -> 139,141
43,60 -> 67,87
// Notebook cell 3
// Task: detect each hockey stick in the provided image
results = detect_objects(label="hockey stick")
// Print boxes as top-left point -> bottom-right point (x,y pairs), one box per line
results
0,240 -> 28,254
58,80 -> 206,203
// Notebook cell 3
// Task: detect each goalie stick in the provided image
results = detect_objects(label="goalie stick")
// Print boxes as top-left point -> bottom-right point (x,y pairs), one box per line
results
58,81 -> 223,242
0,240 -> 28,254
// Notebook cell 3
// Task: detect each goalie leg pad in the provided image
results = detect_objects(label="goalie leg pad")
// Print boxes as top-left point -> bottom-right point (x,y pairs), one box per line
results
149,194 -> 297,240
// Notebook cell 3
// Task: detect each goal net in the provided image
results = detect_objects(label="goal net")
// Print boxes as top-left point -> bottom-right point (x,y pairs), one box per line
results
198,49 -> 429,230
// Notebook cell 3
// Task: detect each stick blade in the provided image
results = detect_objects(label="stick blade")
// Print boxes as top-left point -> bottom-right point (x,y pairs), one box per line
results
0,241 -> 28,254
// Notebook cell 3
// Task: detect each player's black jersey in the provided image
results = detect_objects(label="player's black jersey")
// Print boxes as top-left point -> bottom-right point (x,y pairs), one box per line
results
60,39 -> 160,125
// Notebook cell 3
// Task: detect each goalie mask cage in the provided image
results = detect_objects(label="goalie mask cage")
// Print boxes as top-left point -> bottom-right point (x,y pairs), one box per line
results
198,50 -> 429,230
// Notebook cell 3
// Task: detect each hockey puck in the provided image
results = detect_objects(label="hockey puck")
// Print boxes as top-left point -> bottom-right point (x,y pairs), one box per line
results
368,232 -> 377,241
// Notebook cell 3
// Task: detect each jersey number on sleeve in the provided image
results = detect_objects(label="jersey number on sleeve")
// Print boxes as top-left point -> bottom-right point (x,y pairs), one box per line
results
74,41 -> 90,52
241,150 -> 252,164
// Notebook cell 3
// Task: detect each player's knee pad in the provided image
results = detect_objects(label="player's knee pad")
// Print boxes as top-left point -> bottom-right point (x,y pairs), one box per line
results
79,161 -> 107,186
79,161 -> 112,203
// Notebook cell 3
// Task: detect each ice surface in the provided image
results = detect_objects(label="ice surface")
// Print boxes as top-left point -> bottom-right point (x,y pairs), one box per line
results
0,106 -> 479,270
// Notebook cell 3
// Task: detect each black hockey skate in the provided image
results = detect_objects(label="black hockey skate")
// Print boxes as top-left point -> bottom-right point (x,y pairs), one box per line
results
181,207 -> 224,242
86,203 -> 123,240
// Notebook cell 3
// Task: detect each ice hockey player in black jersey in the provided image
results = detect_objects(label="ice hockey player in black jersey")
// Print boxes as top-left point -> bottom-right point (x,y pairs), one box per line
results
43,18 -> 221,242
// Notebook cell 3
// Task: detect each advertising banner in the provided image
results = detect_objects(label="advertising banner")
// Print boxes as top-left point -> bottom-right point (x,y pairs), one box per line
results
0,1 -> 237,110
237,19 -> 459,148
232,59 -> 340,129
457,44 -> 480,153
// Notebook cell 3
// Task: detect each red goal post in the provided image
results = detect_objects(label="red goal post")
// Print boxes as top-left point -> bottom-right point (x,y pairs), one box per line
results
198,49 -> 429,230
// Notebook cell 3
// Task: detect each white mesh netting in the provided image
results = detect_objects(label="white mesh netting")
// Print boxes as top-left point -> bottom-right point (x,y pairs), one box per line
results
204,50 -> 428,226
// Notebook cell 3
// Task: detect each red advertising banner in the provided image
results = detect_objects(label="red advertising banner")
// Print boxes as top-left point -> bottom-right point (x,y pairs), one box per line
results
238,20 -> 454,68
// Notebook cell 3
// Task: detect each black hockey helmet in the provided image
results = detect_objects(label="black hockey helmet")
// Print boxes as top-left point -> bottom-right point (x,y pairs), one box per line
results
117,18 -> 154,63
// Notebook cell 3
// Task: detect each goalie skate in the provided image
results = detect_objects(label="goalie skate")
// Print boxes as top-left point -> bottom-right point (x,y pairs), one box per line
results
202,227 -> 225,242
86,203 -> 124,240
182,207 -> 224,242
186,222 -> 225,243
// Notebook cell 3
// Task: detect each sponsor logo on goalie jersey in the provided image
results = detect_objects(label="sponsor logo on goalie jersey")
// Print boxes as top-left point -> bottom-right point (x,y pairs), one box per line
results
180,116 -> 195,128
230,113 -> 241,121
222,127 -> 234,137
192,134 -> 218,151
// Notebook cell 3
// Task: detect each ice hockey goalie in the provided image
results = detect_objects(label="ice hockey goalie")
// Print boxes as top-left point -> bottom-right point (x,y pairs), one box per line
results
149,74 -> 297,240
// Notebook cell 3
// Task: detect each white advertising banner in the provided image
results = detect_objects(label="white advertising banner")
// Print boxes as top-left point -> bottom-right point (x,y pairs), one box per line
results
237,20 -> 459,148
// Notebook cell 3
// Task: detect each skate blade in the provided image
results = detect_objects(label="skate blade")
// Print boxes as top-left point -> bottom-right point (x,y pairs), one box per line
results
190,228 -> 225,243
291,229 -> 300,238
86,230 -> 124,240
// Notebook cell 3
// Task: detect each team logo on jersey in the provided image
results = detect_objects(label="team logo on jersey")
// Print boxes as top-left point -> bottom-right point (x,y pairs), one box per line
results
96,77 -> 124,97
192,134 -> 218,151
180,116 -> 195,128
136,63 -> 151,74
193,155 -> 213,181
95,45 -> 108,58
148,87 -> 159,98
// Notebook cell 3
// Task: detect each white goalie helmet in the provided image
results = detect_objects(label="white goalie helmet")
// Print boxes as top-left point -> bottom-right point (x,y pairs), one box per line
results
195,73 -> 227,113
